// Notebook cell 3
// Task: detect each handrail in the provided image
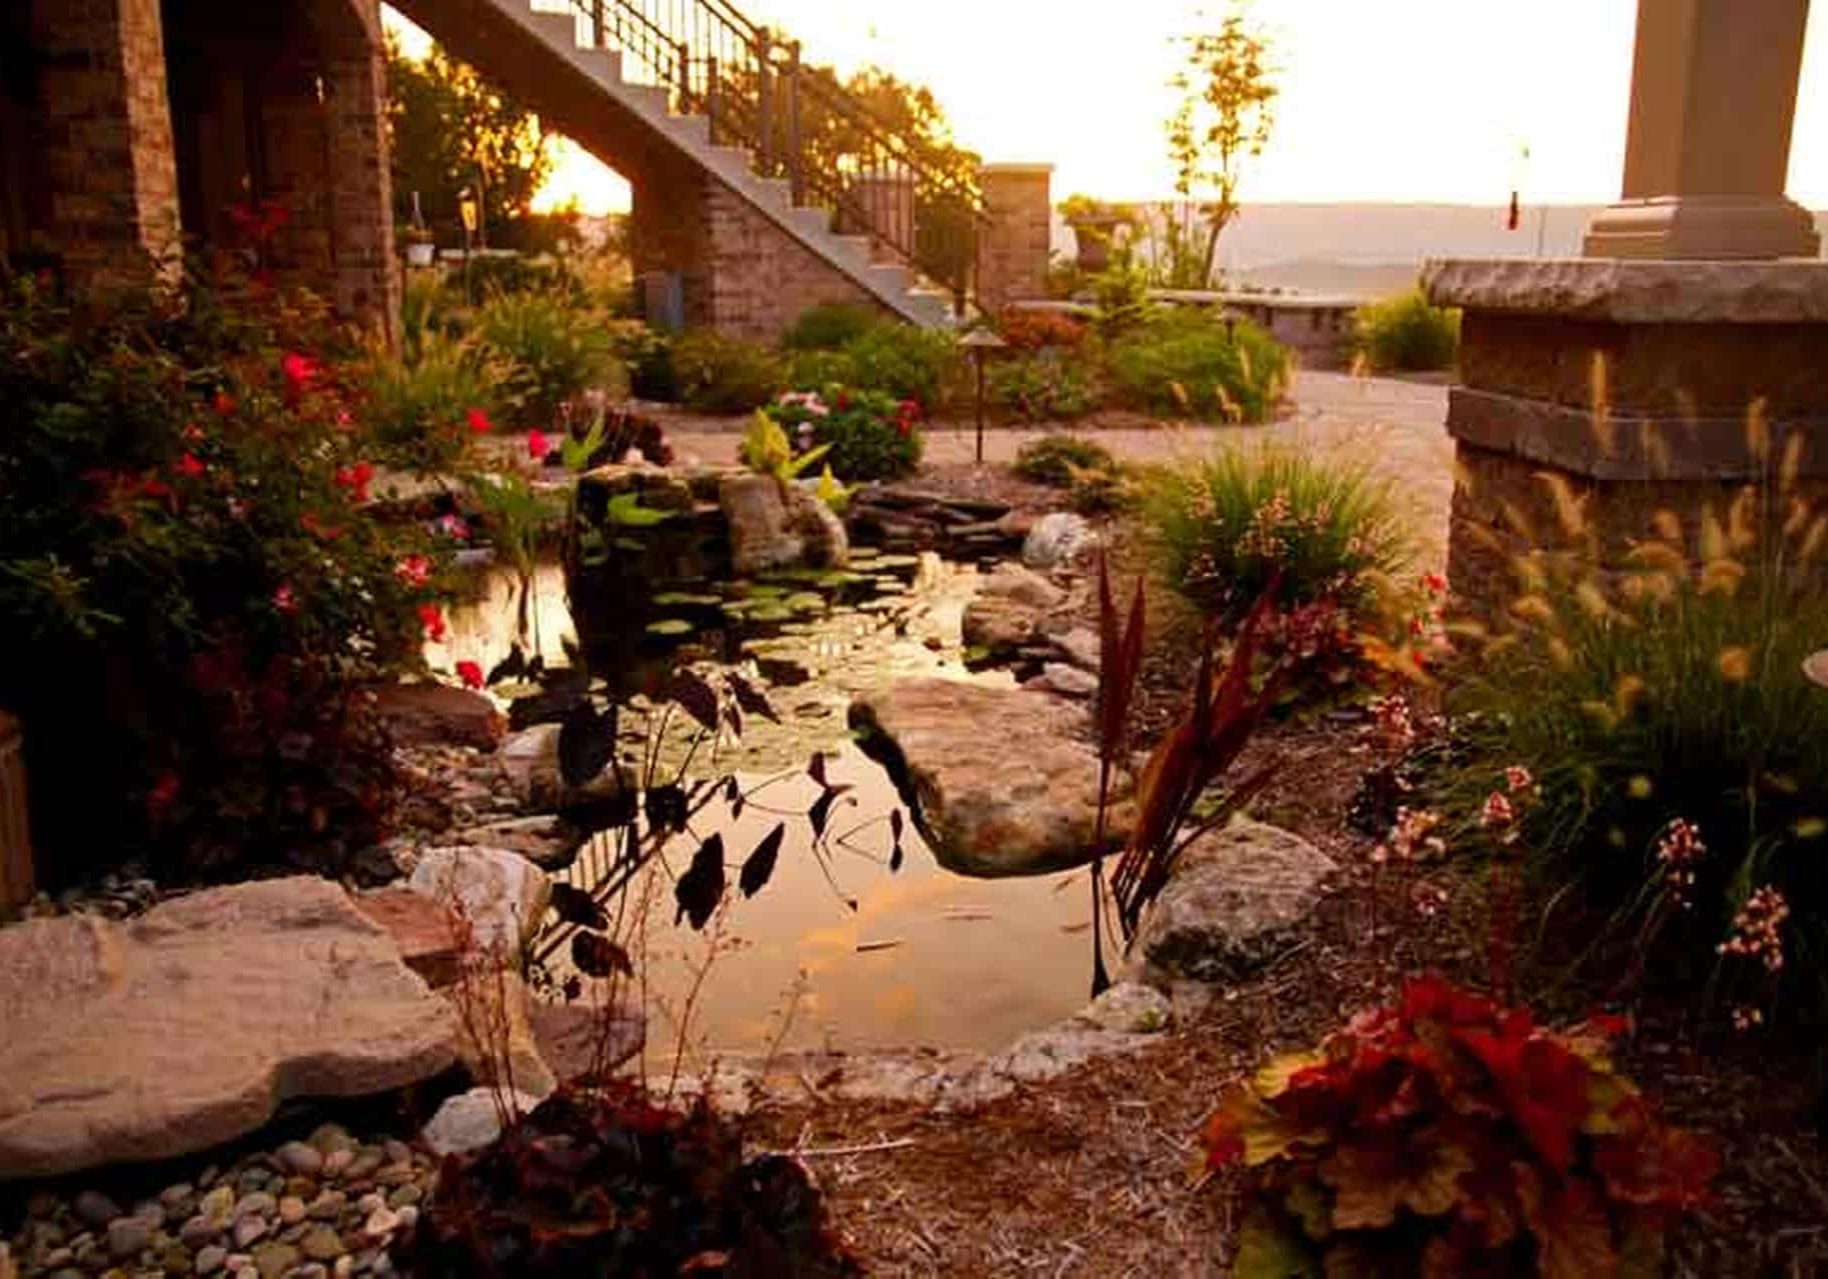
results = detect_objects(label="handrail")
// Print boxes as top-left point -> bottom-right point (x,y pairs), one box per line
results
557,0 -> 986,311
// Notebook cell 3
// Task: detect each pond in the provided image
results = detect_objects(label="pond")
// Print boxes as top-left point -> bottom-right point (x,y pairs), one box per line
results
440,544 -> 1100,1065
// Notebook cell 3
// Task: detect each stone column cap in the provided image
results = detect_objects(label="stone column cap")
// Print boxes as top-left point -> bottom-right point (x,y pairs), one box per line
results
1423,257 -> 1828,324
978,162 -> 1056,177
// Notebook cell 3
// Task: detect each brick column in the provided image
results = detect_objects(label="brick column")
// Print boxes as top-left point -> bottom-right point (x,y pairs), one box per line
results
320,16 -> 399,335
29,0 -> 182,288
1583,0 -> 1819,260
977,163 -> 1053,313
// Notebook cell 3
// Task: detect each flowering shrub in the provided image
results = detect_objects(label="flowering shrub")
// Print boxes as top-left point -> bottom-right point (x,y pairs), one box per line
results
764,386 -> 922,481
1143,444 -> 1408,628
473,289 -> 621,428
996,306 -> 1090,352
0,273 -> 448,881
786,324 -> 960,413
670,331 -> 785,413
1448,515 -> 1828,1026
1203,975 -> 1716,1278
988,349 -> 1098,422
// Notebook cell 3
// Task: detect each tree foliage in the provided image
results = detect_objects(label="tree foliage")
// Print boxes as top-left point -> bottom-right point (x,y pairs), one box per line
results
385,38 -> 557,250
1156,7 -> 1278,289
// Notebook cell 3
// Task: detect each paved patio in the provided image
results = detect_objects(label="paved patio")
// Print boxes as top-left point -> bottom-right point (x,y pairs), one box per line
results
663,371 -> 1455,569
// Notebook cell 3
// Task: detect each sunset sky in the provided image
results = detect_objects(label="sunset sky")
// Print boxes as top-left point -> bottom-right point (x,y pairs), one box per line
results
384,1 -> 1828,215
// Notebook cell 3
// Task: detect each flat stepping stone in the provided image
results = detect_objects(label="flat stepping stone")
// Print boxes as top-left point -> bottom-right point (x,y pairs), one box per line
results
850,679 -> 1131,877
0,877 -> 457,1179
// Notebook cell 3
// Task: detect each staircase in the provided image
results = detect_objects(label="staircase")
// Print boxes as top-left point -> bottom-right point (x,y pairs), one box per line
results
388,0 -> 987,327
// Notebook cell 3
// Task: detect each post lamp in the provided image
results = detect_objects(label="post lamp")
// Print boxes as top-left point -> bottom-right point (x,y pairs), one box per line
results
957,328 -> 1007,465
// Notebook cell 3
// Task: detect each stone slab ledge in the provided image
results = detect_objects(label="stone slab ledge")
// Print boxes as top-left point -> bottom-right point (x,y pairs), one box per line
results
1424,258 -> 1828,324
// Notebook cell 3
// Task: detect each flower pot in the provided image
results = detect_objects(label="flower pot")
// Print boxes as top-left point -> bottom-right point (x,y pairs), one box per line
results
405,241 -> 436,268
1067,216 -> 1123,273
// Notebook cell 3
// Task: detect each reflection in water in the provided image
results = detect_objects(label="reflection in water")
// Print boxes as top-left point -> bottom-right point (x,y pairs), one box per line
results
544,749 -> 1095,1063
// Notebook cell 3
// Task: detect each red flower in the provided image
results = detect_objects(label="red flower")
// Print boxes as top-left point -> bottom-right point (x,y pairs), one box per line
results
212,391 -> 236,417
527,429 -> 551,463
176,452 -> 206,479
455,660 -> 484,690
418,603 -> 448,643
334,461 -> 375,504
281,352 -> 319,397
273,583 -> 299,614
466,407 -> 493,435
299,511 -> 345,541
395,554 -> 432,587
138,474 -> 175,503
146,771 -> 181,821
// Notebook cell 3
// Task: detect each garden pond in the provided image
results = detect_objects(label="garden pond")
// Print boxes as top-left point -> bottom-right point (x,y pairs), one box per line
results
440,547 -> 1099,1065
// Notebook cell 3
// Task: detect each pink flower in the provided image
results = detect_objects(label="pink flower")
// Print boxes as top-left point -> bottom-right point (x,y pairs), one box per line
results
395,554 -> 432,587
1504,765 -> 1535,796
418,603 -> 448,643
527,429 -> 551,463
436,513 -> 470,542
334,461 -> 375,504
466,407 -> 493,435
273,583 -> 299,614
176,452 -> 206,479
456,660 -> 484,690
1480,790 -> 1516,837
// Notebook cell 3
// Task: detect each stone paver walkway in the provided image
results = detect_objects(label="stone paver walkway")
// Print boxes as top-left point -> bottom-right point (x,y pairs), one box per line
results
663,371 -> 1454,569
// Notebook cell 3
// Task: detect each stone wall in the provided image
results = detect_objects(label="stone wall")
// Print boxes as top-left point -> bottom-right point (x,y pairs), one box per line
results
627,144 -> 890,341
978,164 -> 1052,313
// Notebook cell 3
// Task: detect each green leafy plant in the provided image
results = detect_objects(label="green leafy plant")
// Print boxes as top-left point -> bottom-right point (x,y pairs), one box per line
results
1013,433 -> 1117,487
1202,975 -> 1716,1278
607,321 -> 679,402
473,290 -> 619,428
1143,443 -> 1407,625
359,329 -> 502,472
1107,308 -> 1289,422
788,323 -> 961,413
671,331 -> 785,414
1354,288 -> 1461,373
783,301 -> 881,352
989,350 -> 1098,422
739,410 -> 831,482
765,387 -> 922,481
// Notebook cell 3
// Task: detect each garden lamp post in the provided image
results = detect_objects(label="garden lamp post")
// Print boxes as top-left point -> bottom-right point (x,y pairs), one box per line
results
958,328 -> 1007,465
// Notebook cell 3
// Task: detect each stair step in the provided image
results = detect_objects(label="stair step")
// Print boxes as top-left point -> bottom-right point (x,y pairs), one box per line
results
865,263 -> 913,294
526,8 -> 578,48
670,114 -> 711,146
786,205 -> 831,236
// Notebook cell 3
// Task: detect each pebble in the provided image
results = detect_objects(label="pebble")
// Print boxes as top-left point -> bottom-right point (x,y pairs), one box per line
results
27,1192 -> 58,1219
381,1140 -> 412,1166
199,1186 -> 236,1224
278,1196 -> 307,1226
308,1124 -> 357,1157
385,1183 -> 420,1209
321,1149 -> 354,1178
232,1193 -> 276,1222
74,1190 -> 123,1229
195,1244 -> 228,1275
306,1191 -> 346,1223
250,1240 -> 300,1279
231,1215 -> 268,1249
300,1225 -> 343,1262
105,1214 -> 153,1258
354,1193 -> 384,1217
179,1215 -> 221,1248
342,1149 -> 384,1182
332,1257 -> 355,1279
360,1206 -> 399,1243
276,1141 -> 324,1176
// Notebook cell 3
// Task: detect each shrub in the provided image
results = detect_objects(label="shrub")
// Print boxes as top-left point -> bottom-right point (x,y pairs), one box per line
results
1143,443 -> 1408,624
1013,433 -> 1116,487
670,331 -> 785,414
1447,518 -> 1828,1023
359,330 -> 503,472
1354,288 -> 1461,372
473,290 -> 619,428
996,307 -> 1090,351
1107,309 -> 1289,422
766,386 -> 922,481
0,274 -> 448,881
1202,975 -> 1715,1277
783,300 -> 880,351
607,321 -> 678,401
989,349 -> 1098,422
821,323 -> 960,413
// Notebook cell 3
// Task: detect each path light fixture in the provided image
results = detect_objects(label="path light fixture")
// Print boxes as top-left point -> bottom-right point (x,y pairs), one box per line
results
1804,651 -> 1828,689
958,327 -> 1008,465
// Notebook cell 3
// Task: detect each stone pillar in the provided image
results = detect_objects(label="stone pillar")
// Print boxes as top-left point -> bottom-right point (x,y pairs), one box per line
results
977,163 -> 1053,313
28,0 -> 182,288
1583,0 -> 1819,260
318,2 -> 398,335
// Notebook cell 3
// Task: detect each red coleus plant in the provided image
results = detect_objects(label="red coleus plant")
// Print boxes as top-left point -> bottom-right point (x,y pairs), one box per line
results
1202,975 -> 1716,1278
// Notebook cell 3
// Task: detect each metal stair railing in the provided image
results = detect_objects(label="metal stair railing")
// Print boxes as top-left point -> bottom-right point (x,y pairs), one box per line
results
552,0 -> 988,312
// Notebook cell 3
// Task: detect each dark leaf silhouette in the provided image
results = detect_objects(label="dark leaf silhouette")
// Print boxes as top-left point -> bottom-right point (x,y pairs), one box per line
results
808,789 -> 838,840
666,670 -> 721,734
727,673 -> 781,723
571,930 -> 634,979
645,783 -> 687,833
561,974 -> 583,1002
890,809 -> 904,842
675,834 -> 726,929
550,882 -> 608,931
486,643 -> 527,687
723,776 -> 741,804
558,701 -> 615,787
562,787 -> 638,836
889,843 -> 904,873
740,823 -> 787,898
724,700 -> 743,739
808,752 -> 829,788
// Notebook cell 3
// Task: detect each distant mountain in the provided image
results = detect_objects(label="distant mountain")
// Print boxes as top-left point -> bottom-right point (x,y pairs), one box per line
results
1051,203 -> 1828,300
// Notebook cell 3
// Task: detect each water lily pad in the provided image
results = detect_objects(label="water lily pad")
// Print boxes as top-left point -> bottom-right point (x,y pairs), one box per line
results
739,583 -> 788,600
746,602 -> 794,623
653,592 -> 721,607
646,618 -> 697,637
785,592 -> 826,614
871,554 -> 921,570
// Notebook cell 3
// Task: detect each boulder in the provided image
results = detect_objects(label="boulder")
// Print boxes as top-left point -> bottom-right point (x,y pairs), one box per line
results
369,683 -> 503,751
446,970 -> 557,1100
1072,981 -> 1173,1034
1137,819 -> 1336,984
451,815 -> 586,871
718,474 -> 803,577
407,847 -> 551,959
1038,663 -> 1099,699
784,482 -> 850,568
0,877 -> 457,1179
1051,627 -> 1101,672
850,679 -> 1130,877
961,593 -> 1041,654
351,888 -> 461,988
1022,512 -> 1096,569
527,999 -> 646,1085
979,563 -> 1067,610
497,724 -> 631,810
420,1086 -> 544,1157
